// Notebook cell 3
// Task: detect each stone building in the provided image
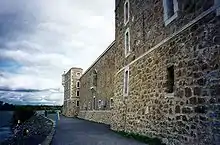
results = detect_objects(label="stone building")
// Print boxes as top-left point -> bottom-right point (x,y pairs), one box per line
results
63,0 -> 220,144
62,67 -> 83,117
78,41 -> 116,125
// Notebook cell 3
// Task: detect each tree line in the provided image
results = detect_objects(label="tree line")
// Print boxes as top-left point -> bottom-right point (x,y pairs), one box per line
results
0,101 -> 62,111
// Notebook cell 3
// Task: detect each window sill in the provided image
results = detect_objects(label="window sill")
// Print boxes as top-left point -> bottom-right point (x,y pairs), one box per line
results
164,12 -> 178,26
125,52 -> 131,58
165,93 -> 174,99
124,20 -> 129,26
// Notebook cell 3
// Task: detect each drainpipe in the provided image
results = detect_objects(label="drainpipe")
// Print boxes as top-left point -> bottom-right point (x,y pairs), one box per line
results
123,99 -> 128,132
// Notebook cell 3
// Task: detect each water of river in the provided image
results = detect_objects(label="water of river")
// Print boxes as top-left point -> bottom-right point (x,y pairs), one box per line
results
0,111 -> 13,142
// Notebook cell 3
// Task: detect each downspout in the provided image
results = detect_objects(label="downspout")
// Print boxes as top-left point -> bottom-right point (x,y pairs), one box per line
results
123,99 -> 128,132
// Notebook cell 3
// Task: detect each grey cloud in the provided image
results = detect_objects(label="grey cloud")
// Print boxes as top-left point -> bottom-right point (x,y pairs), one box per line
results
0,90 -> 63,105
0,0 -> 115,105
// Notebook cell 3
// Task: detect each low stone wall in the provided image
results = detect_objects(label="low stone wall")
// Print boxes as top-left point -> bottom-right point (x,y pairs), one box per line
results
78,110 -> 112,125
41,115 -> 56,145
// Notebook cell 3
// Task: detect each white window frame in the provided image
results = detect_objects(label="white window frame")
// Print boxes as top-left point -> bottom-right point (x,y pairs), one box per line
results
162,0 -> 179,26
110,98 -> 114,108
123,66 -> 129,96
98,100 -> 102,109
102,100 -> 105,106
124,0 -> 130,25
76,90 -> 80,97
124,28 -> 131,57
76,81 -> 80,88
215,0 -> 220,16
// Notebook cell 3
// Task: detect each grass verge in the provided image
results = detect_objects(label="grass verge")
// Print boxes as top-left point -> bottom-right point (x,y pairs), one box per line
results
113,130 -> 166,145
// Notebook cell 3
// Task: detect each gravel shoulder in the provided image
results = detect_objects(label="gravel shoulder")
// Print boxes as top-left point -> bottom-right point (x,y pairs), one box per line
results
1,114 -> 53,145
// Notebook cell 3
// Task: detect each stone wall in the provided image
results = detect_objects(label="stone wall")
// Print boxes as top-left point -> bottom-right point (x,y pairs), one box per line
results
115,0 -> 215,71
62,100 -> 76,117
113,0 -> 220,144
78,111 -> 112,125
79,41 -> 116,111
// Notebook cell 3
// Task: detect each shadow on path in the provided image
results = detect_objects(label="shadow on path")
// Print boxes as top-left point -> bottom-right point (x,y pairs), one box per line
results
51,115 -> 146,145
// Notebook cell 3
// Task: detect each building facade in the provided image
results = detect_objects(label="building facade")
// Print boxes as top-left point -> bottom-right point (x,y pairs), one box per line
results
77,41 -> 116,124
112,0 -> 220,144
62,67 -> 83,117
62,0 -> 220,144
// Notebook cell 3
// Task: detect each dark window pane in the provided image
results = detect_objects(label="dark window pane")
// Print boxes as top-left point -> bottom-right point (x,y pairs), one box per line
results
124,70 -> 129,94
167,0 -> 174,18
93,98 -> 96,110
125,2 -> 129,22
126,32 -> 129,53
76,90 -> 80,96
167,66 -> 174,93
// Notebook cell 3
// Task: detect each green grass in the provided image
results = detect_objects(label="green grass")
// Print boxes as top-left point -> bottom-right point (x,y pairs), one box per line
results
114,130 -> 165,145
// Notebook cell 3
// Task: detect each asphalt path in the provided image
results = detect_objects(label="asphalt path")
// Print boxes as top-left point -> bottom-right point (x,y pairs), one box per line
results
51,115 -> 146,145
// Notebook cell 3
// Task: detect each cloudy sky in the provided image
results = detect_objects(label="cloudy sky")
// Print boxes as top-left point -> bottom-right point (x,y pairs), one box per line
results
0,0 -> 115,105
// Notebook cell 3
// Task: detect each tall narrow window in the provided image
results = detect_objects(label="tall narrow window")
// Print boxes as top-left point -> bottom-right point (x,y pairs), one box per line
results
88,102 -> 91,110
125,28 -> 130,57
110,98 -> 114,108
92,69 -> 97,87
103,100 -> 107,109
76,90 -> 80,96
167,0 -> 174,18
76,101 -> 79,107
76,81 -> 80,88
93,96 -> 96,110
163,0 -> 178,26
215,0 -> 220,16
98,100 -> 102,109
167,66 -> 174,93
124,0 -> 129,25
123,67 -> 129,96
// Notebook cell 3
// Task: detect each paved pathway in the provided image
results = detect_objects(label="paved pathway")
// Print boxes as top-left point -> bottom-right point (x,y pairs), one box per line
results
51,116 -> 146,145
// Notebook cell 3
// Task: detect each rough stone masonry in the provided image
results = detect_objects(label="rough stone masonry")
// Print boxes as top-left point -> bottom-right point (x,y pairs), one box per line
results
63,0 -> 220,144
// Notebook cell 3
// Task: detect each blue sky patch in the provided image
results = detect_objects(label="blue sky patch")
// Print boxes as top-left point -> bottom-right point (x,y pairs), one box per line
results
0,58 -> 22,73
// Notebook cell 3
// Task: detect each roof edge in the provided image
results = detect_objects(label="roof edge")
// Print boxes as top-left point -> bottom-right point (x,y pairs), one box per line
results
80,40 -> 116,78
64,67 -> 83,75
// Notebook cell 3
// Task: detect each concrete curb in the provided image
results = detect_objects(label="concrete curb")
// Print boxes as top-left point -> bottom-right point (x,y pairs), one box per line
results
40,115 -> 56,145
